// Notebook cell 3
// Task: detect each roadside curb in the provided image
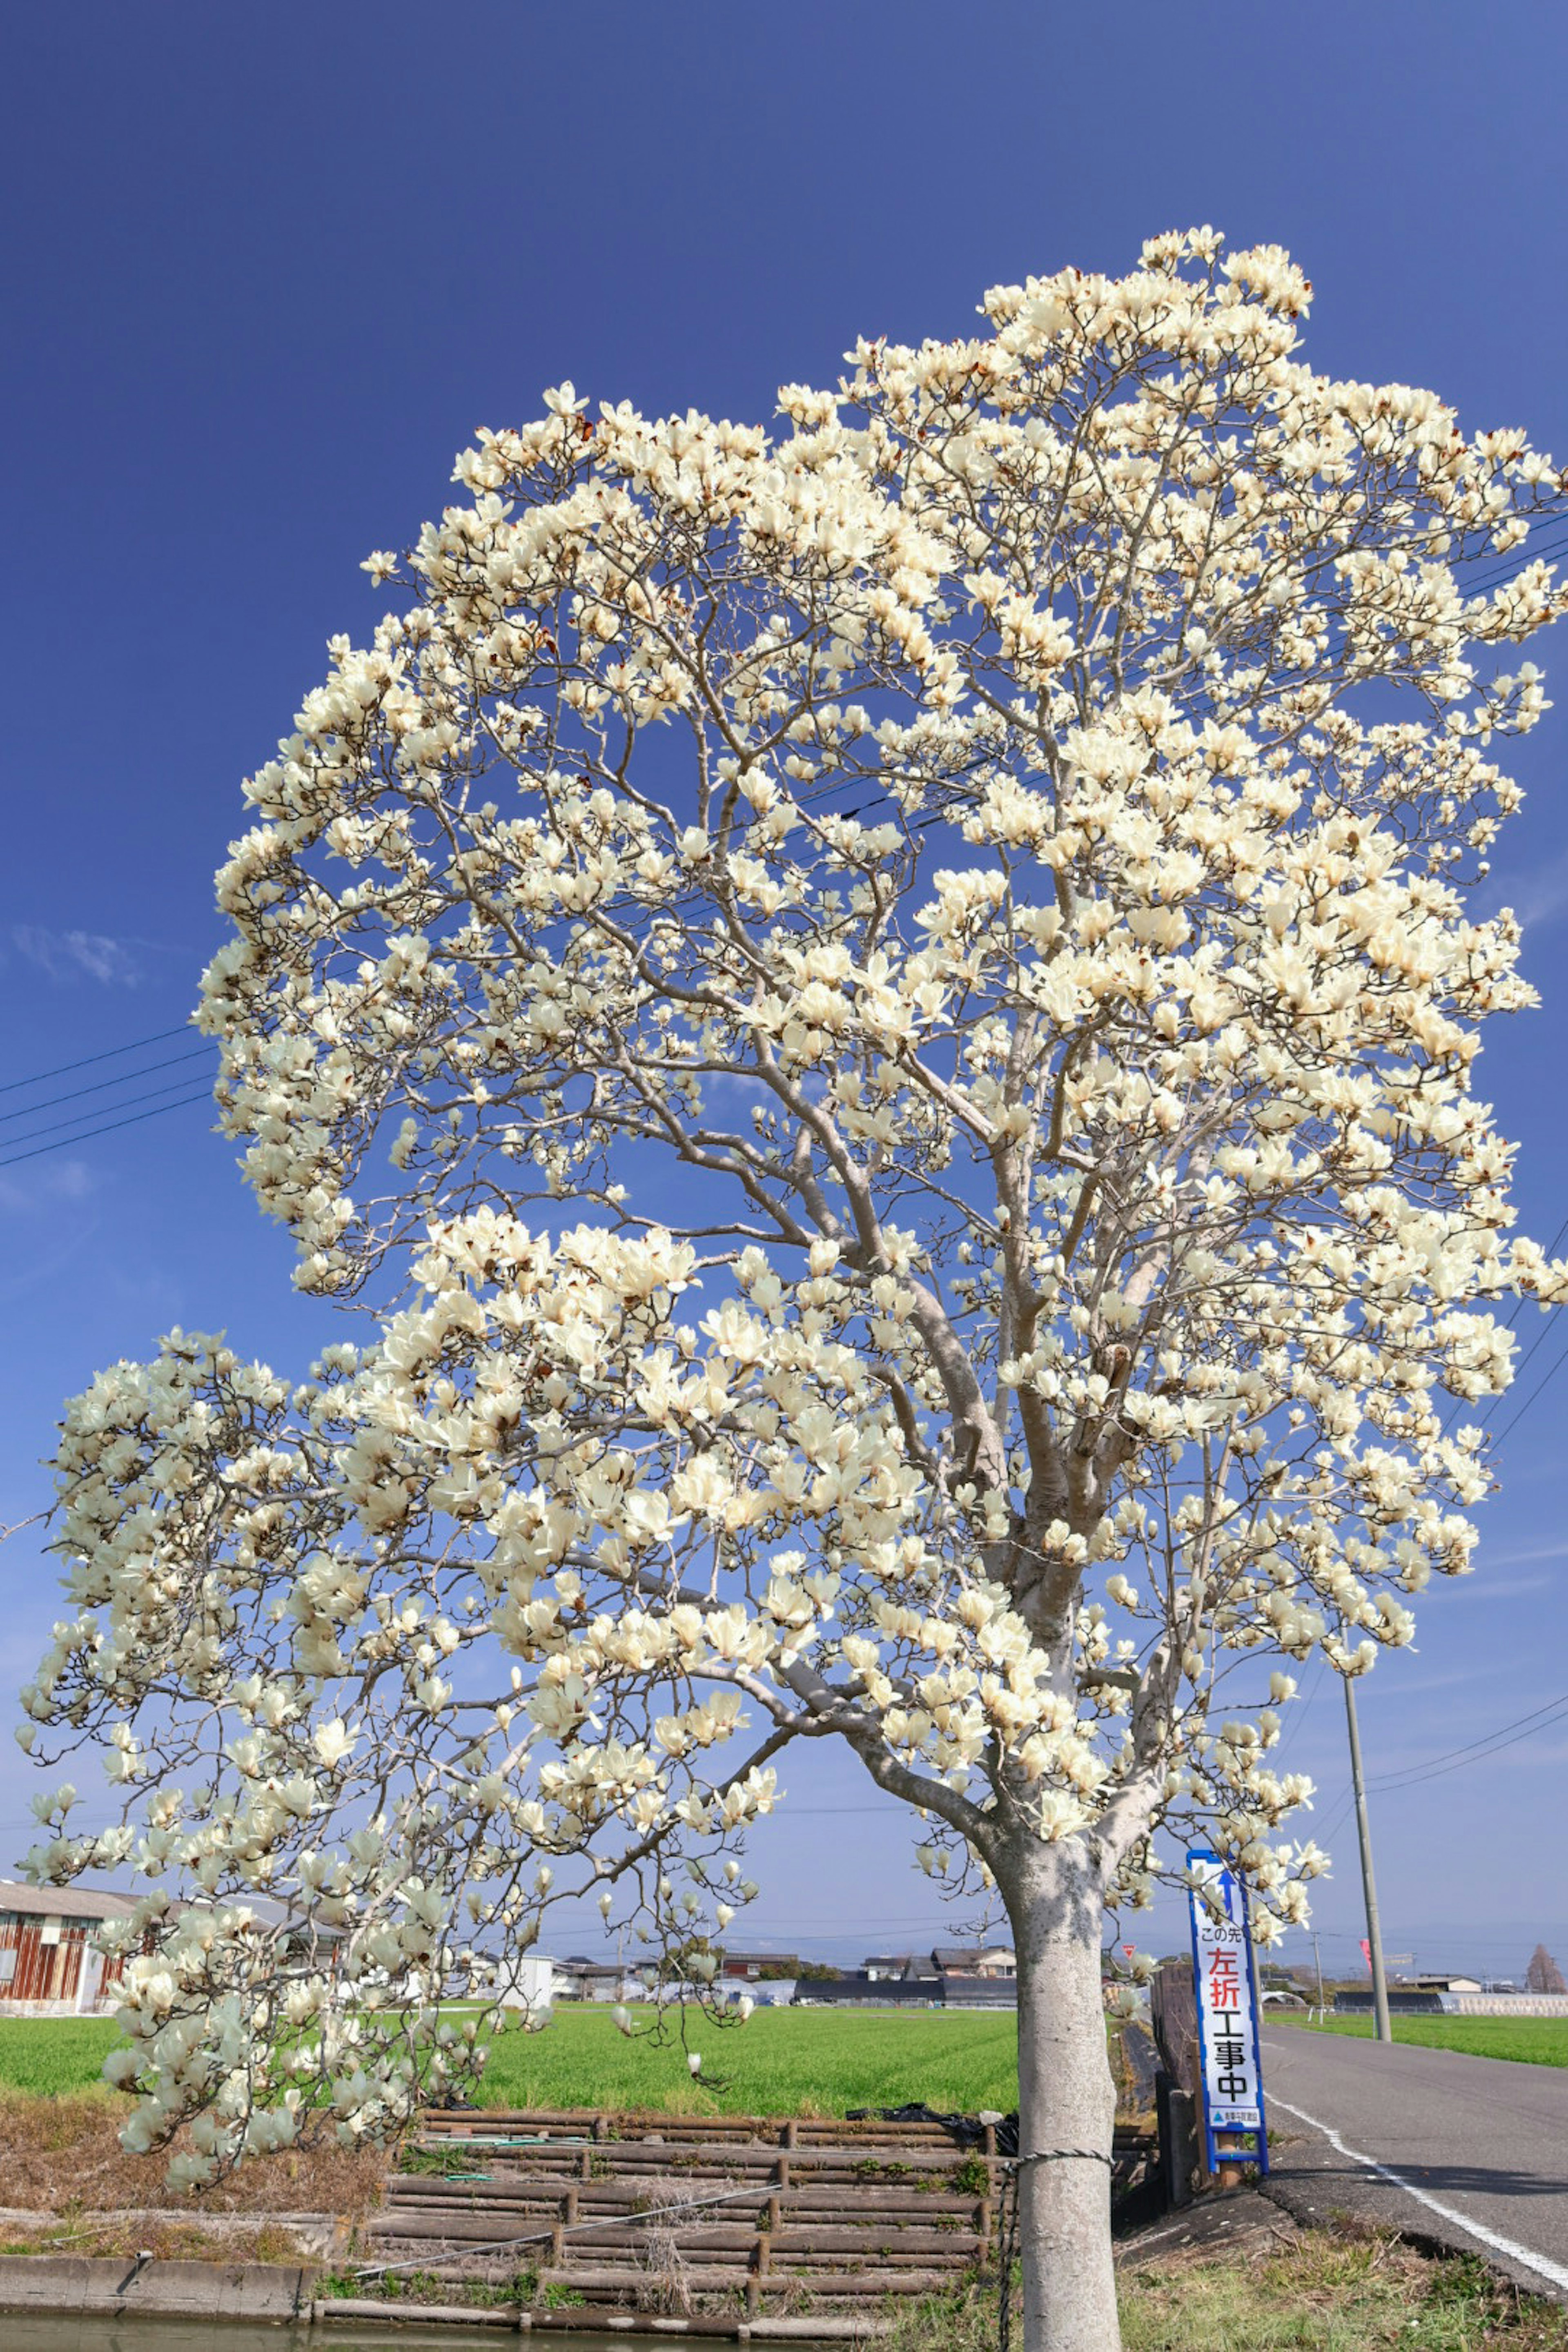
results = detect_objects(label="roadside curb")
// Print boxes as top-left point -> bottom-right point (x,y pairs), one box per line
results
1262,2136 -> 1568,2308
0,2256 -> 892,2337
312,2314 -> 887,2339
0,2253 -> 309,2321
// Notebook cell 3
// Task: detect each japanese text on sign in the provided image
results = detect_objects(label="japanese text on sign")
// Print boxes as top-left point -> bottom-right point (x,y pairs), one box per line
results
1187,1854 -> 1265,2132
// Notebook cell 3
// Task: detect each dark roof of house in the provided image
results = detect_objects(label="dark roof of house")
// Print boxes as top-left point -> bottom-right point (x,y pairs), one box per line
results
175,1897 -> 346,1944
0,1882 -> 140,1922
0,1886 -> 348,1945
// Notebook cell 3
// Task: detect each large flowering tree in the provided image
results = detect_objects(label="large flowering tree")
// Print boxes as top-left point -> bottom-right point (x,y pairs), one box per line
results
21,231 -> 1568,2350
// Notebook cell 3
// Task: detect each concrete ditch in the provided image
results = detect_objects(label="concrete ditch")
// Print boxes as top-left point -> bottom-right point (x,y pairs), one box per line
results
0,2254 -> 310,2321
0,2257 -> 891,2336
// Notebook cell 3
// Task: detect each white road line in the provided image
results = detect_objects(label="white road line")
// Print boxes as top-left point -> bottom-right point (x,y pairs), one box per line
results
1270,2092 -> 1568,2296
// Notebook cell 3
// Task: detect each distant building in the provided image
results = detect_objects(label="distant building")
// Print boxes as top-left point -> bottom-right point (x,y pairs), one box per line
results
719,1950 -> 800,1981
547,1956 -> 648,2005
205,1897 -> 345,1962
726,1976 -> 797,2007
821,1943 -> 1016,2009
931,1943 -> 1016,1980
0,1884 -> 138,2016
1335,1969 -> 1488,2018
858,1953 -> 939,1984
496,1953 -> 563,2011
0,1885 -> 347,2022
861,1945 -> 1015,1983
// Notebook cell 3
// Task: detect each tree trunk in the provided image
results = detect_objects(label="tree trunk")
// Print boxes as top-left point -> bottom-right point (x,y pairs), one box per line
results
1002,1841 -> 1120,2352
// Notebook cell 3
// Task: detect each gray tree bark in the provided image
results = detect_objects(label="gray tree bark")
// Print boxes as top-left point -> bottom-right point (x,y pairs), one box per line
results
1001,1841 -> 1121,2352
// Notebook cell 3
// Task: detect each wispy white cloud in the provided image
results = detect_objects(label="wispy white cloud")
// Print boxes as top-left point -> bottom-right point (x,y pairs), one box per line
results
0,1158 -> 96,1220
1476,1538 -> 1568,1569
5,925 -> 145,986
0,1229 -> 100,1309
1370,1657 -> 1529,1698
1438,1570 -> 1554,1603
107,1263 -> 184,1320
1489,847 -> 1568,934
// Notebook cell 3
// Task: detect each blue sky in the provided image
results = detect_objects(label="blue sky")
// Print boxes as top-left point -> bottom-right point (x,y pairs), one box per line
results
4,0 -> 1568,1980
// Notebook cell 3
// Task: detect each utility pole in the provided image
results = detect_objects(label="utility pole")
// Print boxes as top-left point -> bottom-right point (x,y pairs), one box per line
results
1312,1933 -> 1326,2019
1343,1673 -> 1392,2045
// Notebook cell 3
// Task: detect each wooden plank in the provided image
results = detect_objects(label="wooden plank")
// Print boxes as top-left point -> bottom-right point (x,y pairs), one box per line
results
411,2137 -> 987,2179
1149,1958 -> 1200,2099
532,2265 -> 964,2297
770,2230 -> 982,2256
386,2179 -> 983,2216
423,2106 -> 993,2150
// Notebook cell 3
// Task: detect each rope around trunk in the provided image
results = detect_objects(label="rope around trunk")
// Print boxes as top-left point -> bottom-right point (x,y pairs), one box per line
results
996,2147 -> 1114,2352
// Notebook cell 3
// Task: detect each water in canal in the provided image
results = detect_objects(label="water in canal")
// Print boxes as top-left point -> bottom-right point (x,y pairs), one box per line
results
0,2321 -> 846,2352
0,2325 -> 711,2352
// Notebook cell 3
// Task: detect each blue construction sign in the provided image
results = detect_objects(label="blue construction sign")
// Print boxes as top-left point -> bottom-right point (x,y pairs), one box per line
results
1185,1847 -> 1270,2177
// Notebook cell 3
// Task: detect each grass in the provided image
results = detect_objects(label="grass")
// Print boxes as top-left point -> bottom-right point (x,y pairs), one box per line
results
1273,2012 -> 1568,2068
4,2012 -> 1563,2345
884,2233 -> 1568,2352
0,2085 -> 384,2223
0,2019 -> 122,2097
0,2003 -> 1020,2119
472,2002 -> 1020,2116
1119,2236 -> 1568,2352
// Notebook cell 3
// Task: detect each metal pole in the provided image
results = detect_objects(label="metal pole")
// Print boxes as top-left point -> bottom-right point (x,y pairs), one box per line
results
1343,1673 -> 1392,2045
1312,1933 -> 1326,2019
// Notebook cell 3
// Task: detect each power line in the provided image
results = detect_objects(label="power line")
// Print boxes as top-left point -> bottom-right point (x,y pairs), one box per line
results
1502,1312 -> 1565,1399
1435,1209 -> 1568,1444
1490,1332 -> 1568,1451
1369,1691 -> 1568,1786
0,1045 -> 210,1127
1485,1207 -> 1568,1399
1503,1210 -> 1568,1336
0,1072 -> 219,1154
1460,528 -> 1568,598
0,1089 -> 214,1171
1311,1688 -> 1568,1844
1272,1652 -> 1329,1765
1316,1789 -> 1356,1849
762,1803 -> 908,1815
1370,1699 -> 1568,1796
0,1023 -> 192,1100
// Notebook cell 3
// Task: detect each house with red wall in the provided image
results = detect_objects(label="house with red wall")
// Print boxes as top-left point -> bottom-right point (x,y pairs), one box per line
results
0,1883 -> 138,2016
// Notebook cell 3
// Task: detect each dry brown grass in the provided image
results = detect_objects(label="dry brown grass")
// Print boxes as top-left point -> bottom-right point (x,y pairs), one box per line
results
0,2089 -> 385,2225
632,2174 -> 697,2316
883,2212 -> 1568,2352
1115,2222 -> 1568,2350
0,2210 -> 316,2264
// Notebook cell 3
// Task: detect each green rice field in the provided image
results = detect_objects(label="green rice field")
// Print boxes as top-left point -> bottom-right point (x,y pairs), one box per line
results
476,2002 -> 1019,2114
1272,2011 -> 1568,2067
0,2005 -> 1021,2116
0,2018 -> 122,2097
4,2004 -> 1559,2119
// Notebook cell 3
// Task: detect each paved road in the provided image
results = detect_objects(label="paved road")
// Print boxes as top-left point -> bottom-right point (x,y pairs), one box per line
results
1259,2025 -> 1568,2300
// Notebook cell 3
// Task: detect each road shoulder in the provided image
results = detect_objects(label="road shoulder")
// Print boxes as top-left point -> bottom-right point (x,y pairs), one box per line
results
1264,2105 -> 1568,2305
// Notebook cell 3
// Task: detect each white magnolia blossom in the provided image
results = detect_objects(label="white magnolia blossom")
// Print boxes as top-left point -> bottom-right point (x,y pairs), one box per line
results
21,231 -> 1568,2346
